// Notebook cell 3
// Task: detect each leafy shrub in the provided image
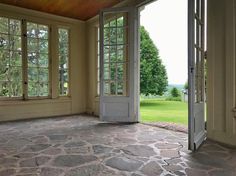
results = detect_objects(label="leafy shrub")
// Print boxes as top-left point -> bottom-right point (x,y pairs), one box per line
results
166,96 -> 182,101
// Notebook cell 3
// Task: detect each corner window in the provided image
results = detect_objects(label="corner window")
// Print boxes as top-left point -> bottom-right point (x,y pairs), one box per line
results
0,17 -> 22,98
58,28 -> 69,96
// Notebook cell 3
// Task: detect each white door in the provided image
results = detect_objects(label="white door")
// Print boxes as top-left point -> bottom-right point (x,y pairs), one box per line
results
99,7 -> 139,122
188,0 -> 206,150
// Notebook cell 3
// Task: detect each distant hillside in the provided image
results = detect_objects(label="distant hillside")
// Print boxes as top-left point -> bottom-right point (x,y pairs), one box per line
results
167,84 -> 184,91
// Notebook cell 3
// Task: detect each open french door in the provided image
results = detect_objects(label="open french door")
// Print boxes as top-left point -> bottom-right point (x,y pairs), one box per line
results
99,7 -> 139,122
188,0 -> 206,151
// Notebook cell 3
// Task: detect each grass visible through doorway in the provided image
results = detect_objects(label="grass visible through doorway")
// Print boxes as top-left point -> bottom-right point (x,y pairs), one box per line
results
140,99 -> 188,125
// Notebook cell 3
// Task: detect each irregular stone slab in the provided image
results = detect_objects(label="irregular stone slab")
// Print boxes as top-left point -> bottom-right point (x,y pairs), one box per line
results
0,169 -> 15,176
42,148 -> 62,155
22,144 -> 51,152
64,146 -> 91,154
66,164 -> 104,176
47,134 -> 68,141
163,164 -> 183,172
93,145 -> 112,154
122,145 -> 156,157
165,158 -> 182,164
31,136 -> 49,144
19,168 -> 39,174
40,167 -> 64,176
105,157 -> 143,171
141,161 -> 163,176
53,155 -> 97,167
0,158 -> 17,167
155,143 -> 180,149
160,150 -> 180,158
64,141 -> 86,148
6,138 -> 31,150
19,156 -> 51,167
14,153 -> 37,159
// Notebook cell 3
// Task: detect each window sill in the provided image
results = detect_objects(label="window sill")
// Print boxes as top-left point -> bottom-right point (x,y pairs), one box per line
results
0,97 -> 72,106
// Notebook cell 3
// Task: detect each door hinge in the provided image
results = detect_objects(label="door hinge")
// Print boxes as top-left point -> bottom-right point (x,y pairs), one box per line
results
190,67 -> 194,73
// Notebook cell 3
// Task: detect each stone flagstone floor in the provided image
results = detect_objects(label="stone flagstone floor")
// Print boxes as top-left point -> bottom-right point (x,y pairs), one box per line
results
0,115 -> 235,176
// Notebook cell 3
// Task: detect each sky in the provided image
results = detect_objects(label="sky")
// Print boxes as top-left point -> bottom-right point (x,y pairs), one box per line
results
140,0 -> 188,85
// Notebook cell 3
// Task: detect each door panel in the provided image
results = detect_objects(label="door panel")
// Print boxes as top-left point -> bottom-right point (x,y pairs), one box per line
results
188,0 -> 206,151
99,7 -> 139,122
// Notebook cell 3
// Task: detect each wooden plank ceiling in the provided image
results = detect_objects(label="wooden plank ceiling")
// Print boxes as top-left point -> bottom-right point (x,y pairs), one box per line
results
0,0 -> 122,21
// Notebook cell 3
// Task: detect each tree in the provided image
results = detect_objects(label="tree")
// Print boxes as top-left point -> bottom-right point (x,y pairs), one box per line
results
170,87 -> 180,97
140,26 -> 168,96
184,81 -> 188,90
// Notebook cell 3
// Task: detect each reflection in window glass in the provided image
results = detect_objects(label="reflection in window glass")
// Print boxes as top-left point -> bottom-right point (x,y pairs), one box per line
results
27,22 -> 49,97
0,17 -> 22,98
58,28 -> 69,96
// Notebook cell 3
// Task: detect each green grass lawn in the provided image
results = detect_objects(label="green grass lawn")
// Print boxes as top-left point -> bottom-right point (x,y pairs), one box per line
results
140,99 -> 188,125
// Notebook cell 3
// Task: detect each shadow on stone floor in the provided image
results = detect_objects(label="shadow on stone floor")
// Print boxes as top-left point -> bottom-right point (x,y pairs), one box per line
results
0,115 -> 235,176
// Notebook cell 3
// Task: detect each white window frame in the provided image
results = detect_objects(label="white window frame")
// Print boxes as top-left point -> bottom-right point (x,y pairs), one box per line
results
0,14 -> 72,101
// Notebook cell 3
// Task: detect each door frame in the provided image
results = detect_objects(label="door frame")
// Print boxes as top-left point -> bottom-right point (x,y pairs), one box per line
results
99,6 -> 140,122
136,0 -> 207,150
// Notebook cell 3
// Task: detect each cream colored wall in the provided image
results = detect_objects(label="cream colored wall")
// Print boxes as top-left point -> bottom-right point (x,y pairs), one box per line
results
86,18 -> 100,116
207,0 -> 236,146
0,4 -> 87,121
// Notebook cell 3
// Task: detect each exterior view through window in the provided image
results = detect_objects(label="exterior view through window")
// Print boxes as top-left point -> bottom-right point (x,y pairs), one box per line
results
0,16 -> 70,99
27,22 -> 49,97
0,17 -> 22,98
58,28 -> 69,96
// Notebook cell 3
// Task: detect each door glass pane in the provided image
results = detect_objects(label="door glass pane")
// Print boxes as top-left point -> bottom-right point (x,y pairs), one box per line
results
102,12 -> 128,96
194,0 -> 205,103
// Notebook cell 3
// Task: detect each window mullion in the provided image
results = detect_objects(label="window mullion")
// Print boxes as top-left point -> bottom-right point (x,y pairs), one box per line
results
21,19 -> 28,100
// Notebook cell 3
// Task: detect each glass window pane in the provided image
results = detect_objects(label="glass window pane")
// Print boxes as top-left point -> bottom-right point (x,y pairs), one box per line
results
110,28 -> 116,44
117,63 -> 124,80
110,82 -> 116,95
28,82 -> 38,97
10,52 -> 22,66
0,17 -> 8,34
9,66 -> 22,81
27,22 -> 38,38
58,28 -> 69,96
10,81 -> 22,97
28,52 -> 38,67
0,34 -> 9,50
39,39 -> 48,53
0,81 -> 9,97
38,68 -> 49,82
117,16 -> 124,27
9,19 -> 21,36
117,82 -> 124,95
38,25 -> 48,39
27,22 -> 49,97
39,53 -> 49,67
9,36 -> 21,51
38,82 -> 48,96
28,67 -> 38,82
0,17 -> 22,98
